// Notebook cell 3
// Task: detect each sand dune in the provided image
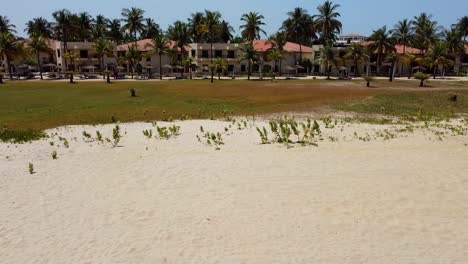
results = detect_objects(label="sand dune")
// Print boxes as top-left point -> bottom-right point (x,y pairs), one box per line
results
1,118 -> 467,263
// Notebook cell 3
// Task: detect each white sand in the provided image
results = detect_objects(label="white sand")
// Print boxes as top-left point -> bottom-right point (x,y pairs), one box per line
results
1,118 -> 467,263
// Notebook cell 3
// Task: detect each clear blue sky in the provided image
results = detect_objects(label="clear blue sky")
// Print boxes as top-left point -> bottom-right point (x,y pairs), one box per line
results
3,0 -> 468,37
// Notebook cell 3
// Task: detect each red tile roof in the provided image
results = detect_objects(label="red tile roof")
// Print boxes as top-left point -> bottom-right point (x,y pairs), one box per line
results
252,40 -> 313,53
361,41 -> 423,54
116,39 -> 190,52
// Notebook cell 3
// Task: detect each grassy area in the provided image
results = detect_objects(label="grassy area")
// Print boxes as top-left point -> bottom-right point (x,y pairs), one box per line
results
0,79 -> 379,130
336,89 -> 468,121
0,79 -> 467,134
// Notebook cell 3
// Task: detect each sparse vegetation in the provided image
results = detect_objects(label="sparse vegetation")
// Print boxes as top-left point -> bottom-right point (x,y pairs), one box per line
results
51,151 -> 58,160
28,163 -> 34,174
0,128 -> 46,143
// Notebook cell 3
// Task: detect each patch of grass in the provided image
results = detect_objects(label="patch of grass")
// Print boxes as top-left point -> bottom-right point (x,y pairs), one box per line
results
0,128 -> 46,143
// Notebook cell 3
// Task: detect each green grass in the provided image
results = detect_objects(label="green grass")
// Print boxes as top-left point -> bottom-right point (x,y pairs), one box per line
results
336,90 -> 468,121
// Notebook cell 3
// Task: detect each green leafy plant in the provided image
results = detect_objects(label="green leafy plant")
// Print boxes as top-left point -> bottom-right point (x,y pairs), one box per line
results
414,72 -> 429,87
256,127 -> 269,144
51,151 -> 58,160
0,128 -> 46,143
112,125 -> 121,147
142,129 -> 153,139
28,163 -> 34,174
95,131 -> 103,143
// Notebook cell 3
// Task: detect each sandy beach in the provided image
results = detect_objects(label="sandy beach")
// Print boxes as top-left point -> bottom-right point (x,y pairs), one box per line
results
1,117 -> 467,263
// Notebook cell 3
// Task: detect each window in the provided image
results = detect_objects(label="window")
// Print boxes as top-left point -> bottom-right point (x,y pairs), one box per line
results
80,50 -> 88,59
227,50 -> 235,58
241,64 -> 246,72
314,51 -> 321,60
228,65 -> 234,72
215,50 -> 222,58
191,50 -> 196,57
146,57 -> 151,62
202,50 -> 209,58
57,50 -> 61,58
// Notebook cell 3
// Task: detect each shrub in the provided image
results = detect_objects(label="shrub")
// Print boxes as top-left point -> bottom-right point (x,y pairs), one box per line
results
363,76 -> 375,87
414,72 -> 429,87
28,163 -> 34,174
142,129 -> 153,139
130,88 -> 137,97
95,131 -> 103,143
256,127 -> 269,144
112,125 -> 121,147
0,128 -> 46,144
51,151 -> 58,160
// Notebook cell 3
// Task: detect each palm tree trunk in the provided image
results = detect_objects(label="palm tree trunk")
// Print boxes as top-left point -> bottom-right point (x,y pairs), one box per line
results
248,61 -> 251,80
37,51 -> 43,80
433,66 -> 437,79
279,59 -> 282,76
420,79 -> 424,87
327,63 -> 331,80
210,41 -> 214,83
159,55 -> 162,80
0,74 -> 3,84
389,61 -> 394,82
131,65 -> 134,79
100,56 -> 105,79
218,70 -> 221,80
354,60 -> 360,77
6,58 -> 13,80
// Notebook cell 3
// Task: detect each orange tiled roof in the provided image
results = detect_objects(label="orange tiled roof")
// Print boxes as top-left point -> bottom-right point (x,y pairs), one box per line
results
252,40 -> 313,53
116,39 -> 190,52
361,41 -> 423,54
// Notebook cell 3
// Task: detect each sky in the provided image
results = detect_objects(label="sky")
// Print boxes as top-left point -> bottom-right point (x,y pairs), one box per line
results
3,0 -> 468,38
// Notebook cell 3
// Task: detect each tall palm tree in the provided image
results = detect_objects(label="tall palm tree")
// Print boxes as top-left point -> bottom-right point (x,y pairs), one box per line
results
391,19 -> 414,55
313,1 -> 342,44
145,33 -> 171,80
141,18 -> 160,39
0,16 -> 16,33
77,12 -> 92,41
188,12 -> 206,43
401,53 -> 423,79
268,49 -> 284,77
268,31 -> 288,75
119,44 -> 142,79
121,7 -> 145,42
213,57 -> 228,80
218,20 -> 234,43
455,16 -> 468,41
93,38 -> 113,78
197,10 -> 221,83
25,18 -> 52,38
106,19 -> 123,43
368,26 -> 395,74
52,9 -> 72,68
443,28 -> 465,73
28,34 -> 52,80
319,43 -> 336,79
412,13 -> 441,53
424,41 -> 453,79
167,21 -> 191,59
345,42 -> 369,77
0,32 -> 22,79
240,12 -> 266,42
239,42 -> 258,80
281,7 -> 315,62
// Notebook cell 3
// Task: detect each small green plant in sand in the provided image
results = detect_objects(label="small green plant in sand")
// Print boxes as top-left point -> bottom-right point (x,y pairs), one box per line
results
154,123 -> 181,140
0,128 -> 46,143
258,116 -> 321,147
82,131 -> 94,142
95,131 -> 104,143
322,116 -> 336,129
111,125 -> 121,147
202,132 -> 224,150
58,137 -> 69,148
28,163 -> 34,174
142,129 -> 153,139
51,151 -> 58,160
256,127 -> 269,144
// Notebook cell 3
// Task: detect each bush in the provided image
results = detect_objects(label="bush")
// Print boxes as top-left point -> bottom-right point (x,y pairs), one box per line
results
414,72 -> 429,87
130,88 -> 137,97
0,128 -> 46,143
362,76 -> 375,87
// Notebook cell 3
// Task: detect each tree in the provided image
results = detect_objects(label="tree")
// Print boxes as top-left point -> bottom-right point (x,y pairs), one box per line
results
268,49 -> 284,78
63,51 -> 78,83
239,42 -> 258,80
0,16 -> 16,33
145,33 -> 171,80
77,12 -> 92,41
93,38 -> 113,79
0,32 -> 23,79
167,21 -> 191,66
455,16 -> 468,41
281,8 -> 315,62
414,72 -> 429,87
213,57 -> 228,80
319,43 -> 337,79
391,19 -> 414,55
25,18 -> 52,38
385,53 -> 398,82
313,1 -> 342,44
197,10 -> 221,83
121,7 -> 145,42
28,34 -> 52,80
188,12 -> 206,42
443,28 -> 465,73
52,9 -> 72,68
401,54 -> 423,79
268,31 -> 288,75
119,44 -> 141,79
141,18 -> 160,39
412,13 -> 441,53
106,19 -> 123,43
218,20 -> 234,43
424,41 -> 453,79
240,12 -> 266,42
345,42 -> 369,77
368,26 -> 395,74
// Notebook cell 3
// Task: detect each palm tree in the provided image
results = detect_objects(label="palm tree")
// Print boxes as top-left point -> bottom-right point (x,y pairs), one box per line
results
188,12 -> 206,43
63,51 -> 78,82
412,13 -> 441,53
455,16 -> 468,41
424,41 -> 453,79
268,49 -> 284,78
25,18 -> 51,38
213,57 -> 228,80
391,19 -> 414,55
0,32 -> 22,79
345,42 -> 369,77
93,38 -> 113,78
219,20 -> 234,43
401,54 -> 423,79
0,16 -> 16,33
281,8 -> 315,62
368,26 -> 395,74
77,12 -> 92,41
141,18 -> 160,39
52,9 -> 72,68
28,34 -> 52,80
119,44 -> 141,79
240,12 -> 266,42
239,42 -> 258,80
106,19 -> 123,43
319,43 -> 337,79
167,21 -> 191,64
385,53 -> 398,82
145,33 -> 171,80
121,7 -> 145,42
268,31 -> 288,75
313,1 -> 342,44
443,28 -> 465,73
196,10 -> 221,83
